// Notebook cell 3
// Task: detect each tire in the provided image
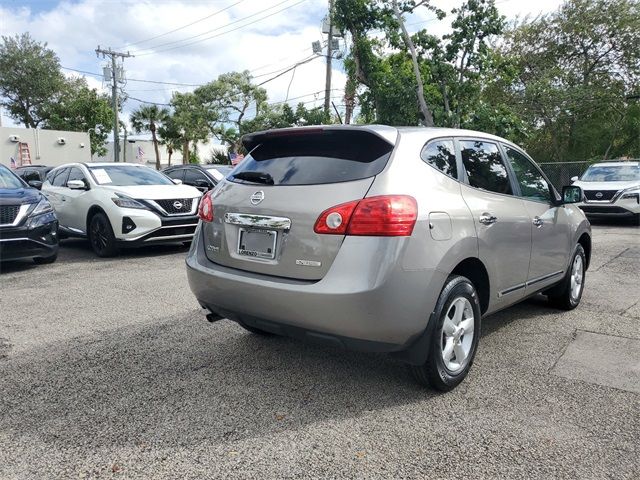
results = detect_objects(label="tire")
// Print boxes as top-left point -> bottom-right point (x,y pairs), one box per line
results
33,253 -> 58,265
410,275 -> 482,391
548,244 -> 586,310
88,212 -> 120,258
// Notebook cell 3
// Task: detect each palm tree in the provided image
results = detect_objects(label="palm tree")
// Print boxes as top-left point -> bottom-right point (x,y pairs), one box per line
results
130,105 -> 170,170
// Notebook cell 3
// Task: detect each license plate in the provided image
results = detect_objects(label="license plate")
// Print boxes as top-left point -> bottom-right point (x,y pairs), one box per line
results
237,228 -> 277,260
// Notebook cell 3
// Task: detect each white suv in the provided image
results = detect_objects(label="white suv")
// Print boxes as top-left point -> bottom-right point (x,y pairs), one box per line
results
42,163 -> 202,256
572,161 -> 640,225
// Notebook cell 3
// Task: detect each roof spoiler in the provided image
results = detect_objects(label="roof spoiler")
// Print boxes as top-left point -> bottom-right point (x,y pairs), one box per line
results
241,125 -> 398,152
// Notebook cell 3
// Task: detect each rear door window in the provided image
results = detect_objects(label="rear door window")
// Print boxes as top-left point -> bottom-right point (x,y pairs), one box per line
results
460,140 -> 512,195
184,169 -> 211,186
421,139 -> 457,178
232,130 -> 394,186
165,169 -> 184,181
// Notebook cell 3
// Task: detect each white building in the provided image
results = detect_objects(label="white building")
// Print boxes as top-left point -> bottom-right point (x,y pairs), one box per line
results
93,138 -> 229,168
0,126 -> 91,168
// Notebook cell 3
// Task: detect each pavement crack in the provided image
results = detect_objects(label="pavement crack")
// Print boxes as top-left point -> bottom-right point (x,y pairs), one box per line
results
594,247 -> 630,272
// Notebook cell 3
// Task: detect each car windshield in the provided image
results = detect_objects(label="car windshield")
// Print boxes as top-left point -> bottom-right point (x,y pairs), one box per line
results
205,165 -> 232,181
581,164 -> 640,182
88,165 -> 174,186
0,166 -> 25,189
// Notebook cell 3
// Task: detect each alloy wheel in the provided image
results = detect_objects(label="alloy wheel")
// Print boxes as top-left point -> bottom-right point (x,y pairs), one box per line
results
570,255 -> 584,301
441,297 -> 475,373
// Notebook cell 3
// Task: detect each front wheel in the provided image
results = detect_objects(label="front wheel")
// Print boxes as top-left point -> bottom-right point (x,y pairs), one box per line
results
89,212 -> 119,257
410,275 -> 482,391
548,244 -> 586,310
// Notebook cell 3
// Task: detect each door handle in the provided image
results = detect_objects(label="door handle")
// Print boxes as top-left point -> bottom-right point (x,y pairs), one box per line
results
533,216 -> 543,227
479,213 -> 498,225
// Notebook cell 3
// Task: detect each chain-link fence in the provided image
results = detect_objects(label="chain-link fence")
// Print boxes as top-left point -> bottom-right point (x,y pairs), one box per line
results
538,161 -> 592,190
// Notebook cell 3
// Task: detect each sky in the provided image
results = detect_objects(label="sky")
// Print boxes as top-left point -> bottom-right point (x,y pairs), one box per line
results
0,0 -> 562,134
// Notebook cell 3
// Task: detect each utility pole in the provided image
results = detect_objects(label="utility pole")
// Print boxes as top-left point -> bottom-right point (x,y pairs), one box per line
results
96,46 -> 133,162
323,0 -> 334,116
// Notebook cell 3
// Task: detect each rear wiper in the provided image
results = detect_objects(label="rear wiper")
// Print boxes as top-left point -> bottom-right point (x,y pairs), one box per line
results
232,171 -> 274,185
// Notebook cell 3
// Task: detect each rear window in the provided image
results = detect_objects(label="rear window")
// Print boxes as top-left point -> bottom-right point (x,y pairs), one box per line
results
232,130 -> 394,186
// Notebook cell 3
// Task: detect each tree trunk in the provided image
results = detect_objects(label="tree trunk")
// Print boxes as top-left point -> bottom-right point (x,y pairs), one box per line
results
167,146 -> 173,167
182,138 -> 189,165
150,123 -> 161,170
392,0 -> 435,127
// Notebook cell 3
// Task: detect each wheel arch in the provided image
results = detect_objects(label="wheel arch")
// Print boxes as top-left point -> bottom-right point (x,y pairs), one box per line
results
450,257 -> 490,315
577,232 -> 591,270
86,205 -> 109,235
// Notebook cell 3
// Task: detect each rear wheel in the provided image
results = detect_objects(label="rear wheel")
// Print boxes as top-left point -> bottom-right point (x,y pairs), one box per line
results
410,275 -> 481,391
633,213 -> 640,226
548,244 -> 586,310
89,212 -> 119,258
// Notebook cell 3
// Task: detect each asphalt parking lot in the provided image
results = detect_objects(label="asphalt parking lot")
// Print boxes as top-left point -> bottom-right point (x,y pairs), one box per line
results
1,223 -> 638,479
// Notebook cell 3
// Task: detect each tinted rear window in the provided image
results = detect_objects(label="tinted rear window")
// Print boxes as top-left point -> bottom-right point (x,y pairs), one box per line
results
232,130 -> 394,186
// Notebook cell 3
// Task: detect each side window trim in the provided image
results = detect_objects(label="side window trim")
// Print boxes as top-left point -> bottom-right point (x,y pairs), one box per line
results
453,137 -> 517,198
419,136 -> 460,181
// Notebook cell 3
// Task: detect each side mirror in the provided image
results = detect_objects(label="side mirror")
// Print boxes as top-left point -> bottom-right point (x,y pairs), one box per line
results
562,185 -> 582,204
570,176 -> 579,182
28,180 -> 43,190
67,179 -> 87,190
172,178 -> 183,185
193,179 -> 212,191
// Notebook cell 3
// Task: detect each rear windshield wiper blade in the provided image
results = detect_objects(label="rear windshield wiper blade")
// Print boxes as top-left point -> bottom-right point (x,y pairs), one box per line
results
232,171 -> 274,185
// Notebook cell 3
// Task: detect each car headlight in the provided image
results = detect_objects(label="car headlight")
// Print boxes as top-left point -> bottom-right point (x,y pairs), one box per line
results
620,187 -> 640,199
30,198 -> 53,216
111,193 -> 147,209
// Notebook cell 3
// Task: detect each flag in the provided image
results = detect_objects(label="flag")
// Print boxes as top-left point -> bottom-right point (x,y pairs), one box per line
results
229,152 -> 244,166
9,157 -> 16,169
136,146 -> 145,163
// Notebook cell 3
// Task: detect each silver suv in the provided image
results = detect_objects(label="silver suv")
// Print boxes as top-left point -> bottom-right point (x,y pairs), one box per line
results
186,126 -> 591,391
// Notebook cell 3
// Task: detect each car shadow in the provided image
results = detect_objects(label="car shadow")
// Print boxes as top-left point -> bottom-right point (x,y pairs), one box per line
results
57,238 -> 191,262
0,312 -> 434,449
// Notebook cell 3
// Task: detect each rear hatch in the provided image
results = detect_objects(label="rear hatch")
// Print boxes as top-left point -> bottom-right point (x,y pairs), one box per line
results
202,127 -> 397,280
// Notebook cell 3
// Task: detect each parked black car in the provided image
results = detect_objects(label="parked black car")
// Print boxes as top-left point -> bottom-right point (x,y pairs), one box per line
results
0,164 -> 58,264
163,164 -> 233,192
14,165 -> 54,189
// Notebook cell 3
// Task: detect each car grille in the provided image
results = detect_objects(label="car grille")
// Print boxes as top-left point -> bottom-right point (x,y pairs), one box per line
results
579,206 -> 630,214
0,205 -> 20,225
584,190 -> 618,201
155,198 -> 193,215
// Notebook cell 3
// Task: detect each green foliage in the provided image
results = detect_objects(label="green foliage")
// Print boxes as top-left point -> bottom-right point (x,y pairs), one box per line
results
0,33 -> 65,128
499,0 -> 640,161
208,148 -> 230,165
130,104 -> 170,169
193,71 -> 268,152
42,77 -> 113,156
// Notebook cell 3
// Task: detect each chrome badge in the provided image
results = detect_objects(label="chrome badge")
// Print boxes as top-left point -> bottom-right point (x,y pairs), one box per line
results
296,259 -> 321,267
250,191 -> 265,205
595,192 -> 603,199
173,200 -> 184,210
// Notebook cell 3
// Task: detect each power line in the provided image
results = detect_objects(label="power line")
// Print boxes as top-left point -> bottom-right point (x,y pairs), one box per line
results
118,0 -> 246,49
252,54 -> 319,78
62,66 -> 205,87
133,0 -> 308,56
257,55 -> 321,86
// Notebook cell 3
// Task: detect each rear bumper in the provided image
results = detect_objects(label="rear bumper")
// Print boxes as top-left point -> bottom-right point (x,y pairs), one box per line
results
0,213 -> 58,262
186,224 -> 446,349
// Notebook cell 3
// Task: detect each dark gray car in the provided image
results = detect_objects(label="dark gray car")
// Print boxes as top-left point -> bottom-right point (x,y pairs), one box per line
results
186,126 -> 591,391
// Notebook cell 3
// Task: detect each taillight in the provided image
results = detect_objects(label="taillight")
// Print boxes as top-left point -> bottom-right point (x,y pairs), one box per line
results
198,191 -> 213,222
314,195 -> 417,237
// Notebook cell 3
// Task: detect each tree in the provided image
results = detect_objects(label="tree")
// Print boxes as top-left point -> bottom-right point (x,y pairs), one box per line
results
500,0 -> 640,161
130,104 -> 170,170
170,92 -> 210,164
194,71 -> 268,152
0,33 -> 65,128
157,114 -> 182,167
42,76 -> 113,156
